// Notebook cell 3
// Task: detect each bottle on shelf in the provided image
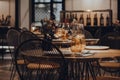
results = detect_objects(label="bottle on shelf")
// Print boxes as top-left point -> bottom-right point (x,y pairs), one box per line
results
75,13 -> 78,21
1,14 -> 5,25
69,13 -> 73,23
86,14 -> 91,26
100,13 -> 104,26
72,13 -> 77,23
65,13 -> 70,23
0,16 -> 1,25
79,14 -> 84,24
93,13 -> 98,26
106,14 -> 110,26
72,13 -> 75,19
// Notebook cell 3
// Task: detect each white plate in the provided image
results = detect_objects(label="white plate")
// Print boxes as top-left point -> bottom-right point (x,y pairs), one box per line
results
85,46 -> 109,50
52,39 -> 63,42
61,49 -> 72,55
85,39 -> 99,42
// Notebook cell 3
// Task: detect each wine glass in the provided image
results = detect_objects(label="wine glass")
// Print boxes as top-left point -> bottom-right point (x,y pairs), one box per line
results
70,23 -> 86,56
70,34 -> 86,56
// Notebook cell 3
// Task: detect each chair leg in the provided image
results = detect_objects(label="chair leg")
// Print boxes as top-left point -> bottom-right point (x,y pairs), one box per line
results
88,62 -> 96,80
10,65 -> 16,80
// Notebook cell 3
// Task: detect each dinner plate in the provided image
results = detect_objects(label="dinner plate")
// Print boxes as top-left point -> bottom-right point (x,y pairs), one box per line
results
85,46 -> 109,50
75,50 -> 95,56
61,49 -> 72,55
52,39 -> 63,42
85,39 -> 99,42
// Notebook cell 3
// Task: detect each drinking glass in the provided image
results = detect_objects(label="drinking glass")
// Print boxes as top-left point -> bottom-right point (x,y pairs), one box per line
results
70,23 -> 86,56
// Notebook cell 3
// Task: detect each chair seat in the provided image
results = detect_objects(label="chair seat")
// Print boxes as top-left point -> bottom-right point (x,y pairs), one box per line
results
17,60 -> 25,65
27,62 -> 60,70
100,62 -> 120,69
96,76 -> 120,80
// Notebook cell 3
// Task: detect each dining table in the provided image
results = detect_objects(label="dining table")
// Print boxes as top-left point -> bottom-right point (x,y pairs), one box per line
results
21,45 -> 120,80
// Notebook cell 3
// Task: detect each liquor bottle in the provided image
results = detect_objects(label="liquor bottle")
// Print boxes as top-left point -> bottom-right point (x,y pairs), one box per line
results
72,13 -> 77,22
65,13 -> 70,23
106,14 -> 110,26
72,13 -> 75,19
100,13 -> 104,26
69,13 -> 73,23
75,13 -> 78,21
0,16 -> 1,25
79,14 -> 84,24
93,13 -> 98,26
86,14 -> 91,26
1,14 -> 5,25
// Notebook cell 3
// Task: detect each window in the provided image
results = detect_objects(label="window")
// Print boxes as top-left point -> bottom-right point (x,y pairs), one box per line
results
53,3 -> 62,21
35,0 -> 50,2
53,0 -> 62,2
35,4 -> 50,21
33,0 -> 64,22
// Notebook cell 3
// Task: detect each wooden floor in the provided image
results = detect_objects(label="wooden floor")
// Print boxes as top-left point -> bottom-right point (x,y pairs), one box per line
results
0,54 -> 18,80
0,59 -> 12,80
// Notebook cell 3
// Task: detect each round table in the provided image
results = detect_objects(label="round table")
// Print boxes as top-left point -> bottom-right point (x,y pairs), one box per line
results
22,48 -> 120,80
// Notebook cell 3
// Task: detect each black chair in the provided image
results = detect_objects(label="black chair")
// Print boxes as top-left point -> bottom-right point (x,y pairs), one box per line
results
97,32 -> 120,49
0,27 -> 9,60
94,28 -> 102,38
6,28 -> 21,80
97,57 -> 120,78
19,31 -> 39,44
14,38 -> 67,80
84,30 -> 93,39
7,28 -> 20,49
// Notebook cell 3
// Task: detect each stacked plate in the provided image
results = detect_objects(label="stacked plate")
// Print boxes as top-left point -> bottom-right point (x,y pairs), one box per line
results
85,46 -> 109,50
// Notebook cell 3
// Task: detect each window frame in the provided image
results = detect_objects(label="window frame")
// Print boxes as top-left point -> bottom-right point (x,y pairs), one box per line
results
31,0 -> 65,23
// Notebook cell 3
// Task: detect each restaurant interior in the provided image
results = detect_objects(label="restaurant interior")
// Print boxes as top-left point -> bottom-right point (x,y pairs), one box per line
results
0,0 -> 120,80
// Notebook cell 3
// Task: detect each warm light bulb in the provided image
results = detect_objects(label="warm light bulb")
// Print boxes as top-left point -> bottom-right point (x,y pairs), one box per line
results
86,9 -> 91,12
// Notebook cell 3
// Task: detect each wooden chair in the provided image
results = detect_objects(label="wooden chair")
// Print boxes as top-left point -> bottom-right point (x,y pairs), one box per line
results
96,76 -> 120,80
14,38 -> 67,80
97,57 -> 120,77
91,57 -> 120,80
97,32 -> 120,49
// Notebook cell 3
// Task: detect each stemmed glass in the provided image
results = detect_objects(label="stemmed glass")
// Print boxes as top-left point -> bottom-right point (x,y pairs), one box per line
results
70,23 -> 86,56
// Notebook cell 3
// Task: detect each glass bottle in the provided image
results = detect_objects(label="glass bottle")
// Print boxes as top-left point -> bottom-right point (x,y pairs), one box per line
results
86,14 -> 91,26
93,13 -> 98,26
79,14 -> 84,24
100,13 -> 104,26
75,13 -> 78,21
65,13 -> 70,23
69,13 -> 73,23
106,14 -> 110,26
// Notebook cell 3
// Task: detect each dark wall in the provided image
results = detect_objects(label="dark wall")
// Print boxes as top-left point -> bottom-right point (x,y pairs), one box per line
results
84,26 -> 120,38
15,0 -> 20,29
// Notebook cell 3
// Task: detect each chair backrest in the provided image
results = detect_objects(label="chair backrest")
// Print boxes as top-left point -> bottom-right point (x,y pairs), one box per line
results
14,38 -> 67,80
19,31 -> 39,44
97,32 -> 120,49
94,28 -> 102,38
98,57 -> 120,77
6,28 -> 21,48
84,30 -> 93,39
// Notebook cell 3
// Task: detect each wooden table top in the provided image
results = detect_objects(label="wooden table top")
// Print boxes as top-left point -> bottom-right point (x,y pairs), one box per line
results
22,48 -> 120,60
